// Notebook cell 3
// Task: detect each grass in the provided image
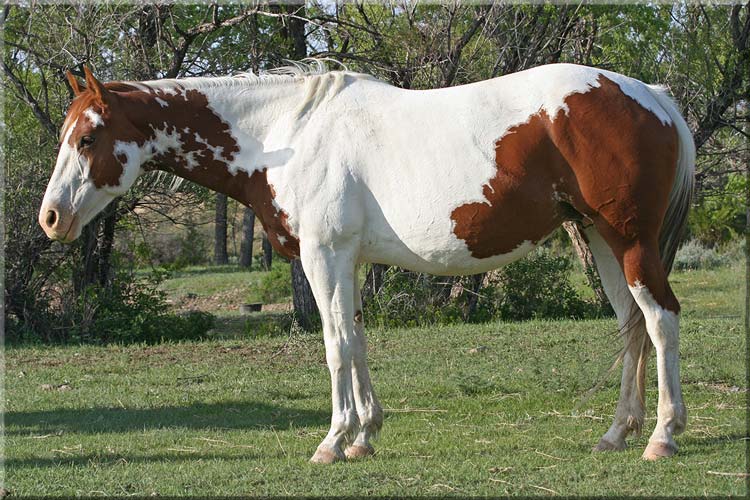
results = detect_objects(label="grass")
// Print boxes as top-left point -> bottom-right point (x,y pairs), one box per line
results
4,261 -> 746,496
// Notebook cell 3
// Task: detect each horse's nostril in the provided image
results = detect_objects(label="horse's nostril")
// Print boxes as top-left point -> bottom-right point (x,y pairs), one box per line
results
45,209 -> 58,228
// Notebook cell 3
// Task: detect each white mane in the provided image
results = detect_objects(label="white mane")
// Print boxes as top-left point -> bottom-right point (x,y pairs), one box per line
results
129,59 -> 378,92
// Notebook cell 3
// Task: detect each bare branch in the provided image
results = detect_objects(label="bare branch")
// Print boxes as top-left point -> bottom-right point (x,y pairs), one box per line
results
1,60 -> 58,137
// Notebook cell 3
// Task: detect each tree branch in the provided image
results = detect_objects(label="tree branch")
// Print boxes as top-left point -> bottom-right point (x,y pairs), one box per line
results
1,60 -> 58,137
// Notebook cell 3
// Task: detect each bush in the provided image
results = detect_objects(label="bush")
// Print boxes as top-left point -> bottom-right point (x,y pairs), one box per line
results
363,269 -> 464,328
488,248 -> 593,321
253,261 -> 293,304
673,239 -> 728,271
6,265 -> 215,345
721,237 -> 746,265
688,173 -> 747,246
363,248 -> 597,328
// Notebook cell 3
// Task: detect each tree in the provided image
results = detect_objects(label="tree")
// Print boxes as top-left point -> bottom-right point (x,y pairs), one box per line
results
239,207 -> 255,269
214,193 -> 229,265
261,233 -> 273,271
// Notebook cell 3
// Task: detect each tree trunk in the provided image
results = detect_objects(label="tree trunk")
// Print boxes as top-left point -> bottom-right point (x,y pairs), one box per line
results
239,206 -> 256,269
286,4 -> 307,60
97,199 -> 118,287
291,258 -> 319,331
463,273 -> 485,321
283,3 -> 320,331
214,193 -> 229,265
261,233 -> 273,270
562,221 -> 613,316
74,217 -> 101,295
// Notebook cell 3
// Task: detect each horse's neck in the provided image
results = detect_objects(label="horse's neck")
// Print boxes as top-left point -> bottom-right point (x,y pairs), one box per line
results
131,80 -> 306,205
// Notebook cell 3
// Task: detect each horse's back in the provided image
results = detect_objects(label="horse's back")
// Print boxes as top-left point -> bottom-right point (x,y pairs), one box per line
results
332,65 -> 679,274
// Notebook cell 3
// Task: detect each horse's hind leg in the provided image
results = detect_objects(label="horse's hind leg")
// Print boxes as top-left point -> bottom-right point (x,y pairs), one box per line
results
593,225 -> 686,459
345,267 -> 383,459
585,228 -> 647,452
620,242 -> 686,460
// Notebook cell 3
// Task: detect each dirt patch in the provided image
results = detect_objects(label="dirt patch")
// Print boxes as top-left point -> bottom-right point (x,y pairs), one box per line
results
261,302 -> 293,313
170,288 -> 247,313
696,382 -> 746,393
169,289 -> 291,315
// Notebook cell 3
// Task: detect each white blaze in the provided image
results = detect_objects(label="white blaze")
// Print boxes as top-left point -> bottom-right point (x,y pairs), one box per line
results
84,108 -> 104,127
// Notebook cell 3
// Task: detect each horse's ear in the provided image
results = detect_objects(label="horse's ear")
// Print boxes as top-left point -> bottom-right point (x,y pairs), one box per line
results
66,71 -> 84,96
83,66 -> 108,102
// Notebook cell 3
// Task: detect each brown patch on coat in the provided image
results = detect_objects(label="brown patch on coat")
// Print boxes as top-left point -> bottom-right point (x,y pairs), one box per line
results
451,110 -> 568,259
451,75 -> 680,311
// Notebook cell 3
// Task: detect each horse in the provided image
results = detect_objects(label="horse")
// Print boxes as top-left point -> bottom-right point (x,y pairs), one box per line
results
39,62 -> 694,463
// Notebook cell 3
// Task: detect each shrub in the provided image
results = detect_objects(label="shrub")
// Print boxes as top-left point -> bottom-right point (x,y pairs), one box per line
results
363,269 -> 464,329
6,265 -> 215,345
688,173 -> 747,246
673,239 -> 728,271
721,237 -> 746,265
253,261 -> 293,304
362,248 -> 596,327
489,248 -> 593,321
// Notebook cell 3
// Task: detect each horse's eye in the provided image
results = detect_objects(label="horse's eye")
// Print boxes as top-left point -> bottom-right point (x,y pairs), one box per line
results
79,135 -> 95,148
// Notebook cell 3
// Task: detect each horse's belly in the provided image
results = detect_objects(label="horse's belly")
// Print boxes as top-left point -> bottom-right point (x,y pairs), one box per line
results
359,210 -> 555,276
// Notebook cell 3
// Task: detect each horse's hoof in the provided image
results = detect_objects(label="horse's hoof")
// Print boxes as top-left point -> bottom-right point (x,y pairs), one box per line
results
592,438 -> 626,452
345,444 -> 375,459
642,441 -> 677,460
310,446 -> 344,464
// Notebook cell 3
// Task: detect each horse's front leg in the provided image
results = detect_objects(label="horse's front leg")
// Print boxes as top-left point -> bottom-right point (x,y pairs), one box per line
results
345,270 -> 383,459
301,243 -> 360,464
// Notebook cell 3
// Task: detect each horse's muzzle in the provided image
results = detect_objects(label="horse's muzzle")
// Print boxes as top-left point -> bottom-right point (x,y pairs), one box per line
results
38,204 -> 80,243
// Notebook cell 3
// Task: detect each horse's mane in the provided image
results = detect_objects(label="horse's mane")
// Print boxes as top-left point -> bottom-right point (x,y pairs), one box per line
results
113,59 -> 378,93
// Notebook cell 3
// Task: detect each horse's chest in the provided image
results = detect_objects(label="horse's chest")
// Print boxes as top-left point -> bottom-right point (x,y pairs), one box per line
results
241,169 -> 300,259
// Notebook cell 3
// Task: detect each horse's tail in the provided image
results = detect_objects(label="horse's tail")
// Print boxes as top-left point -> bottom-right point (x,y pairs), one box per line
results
630,85 -> 696,406
646,84 -> 696,274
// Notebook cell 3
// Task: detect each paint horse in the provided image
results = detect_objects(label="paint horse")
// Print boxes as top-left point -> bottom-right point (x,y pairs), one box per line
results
40,63 -> 694,463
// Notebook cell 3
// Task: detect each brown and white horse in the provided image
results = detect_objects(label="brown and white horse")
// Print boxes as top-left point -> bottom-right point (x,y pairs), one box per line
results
40,63 -> 694,463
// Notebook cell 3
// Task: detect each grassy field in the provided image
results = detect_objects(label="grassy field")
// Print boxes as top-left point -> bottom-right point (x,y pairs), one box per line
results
4,262 -> 746,496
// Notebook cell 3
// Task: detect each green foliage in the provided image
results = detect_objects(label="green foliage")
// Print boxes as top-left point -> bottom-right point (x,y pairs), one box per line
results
721,237 -> 746,264
673,239 -> 728,271
364,270 -> 464,329
6,266 -> 215,345
253,261 -> 293,304
163,222 -> 210,271
364,249 -> 597,328
688,174 -> 747,246
485,248 -> 594,321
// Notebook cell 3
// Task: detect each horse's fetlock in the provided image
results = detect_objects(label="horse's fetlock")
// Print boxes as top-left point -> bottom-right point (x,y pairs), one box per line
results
626,414 -> 644,437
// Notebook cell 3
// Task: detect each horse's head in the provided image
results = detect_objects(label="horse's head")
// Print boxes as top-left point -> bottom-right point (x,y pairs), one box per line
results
39,67 -> 147,242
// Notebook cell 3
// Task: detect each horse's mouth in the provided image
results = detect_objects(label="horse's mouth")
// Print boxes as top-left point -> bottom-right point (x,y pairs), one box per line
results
38,209 -> 81,243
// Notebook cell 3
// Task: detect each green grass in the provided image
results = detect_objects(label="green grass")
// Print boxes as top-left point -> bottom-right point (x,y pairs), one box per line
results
4,262 -> 746,496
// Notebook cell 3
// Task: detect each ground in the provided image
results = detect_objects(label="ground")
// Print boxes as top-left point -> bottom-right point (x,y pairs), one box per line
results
4,263 -> 746,496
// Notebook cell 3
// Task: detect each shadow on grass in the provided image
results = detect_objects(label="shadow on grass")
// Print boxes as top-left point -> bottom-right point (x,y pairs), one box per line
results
678,433 -> 747,451
6,400 -> 328,436
6,450 -> 267,470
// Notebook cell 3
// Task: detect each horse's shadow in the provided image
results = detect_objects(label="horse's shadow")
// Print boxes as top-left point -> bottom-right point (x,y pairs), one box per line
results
6,399 -> 328,435
6,400 -> 328,469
